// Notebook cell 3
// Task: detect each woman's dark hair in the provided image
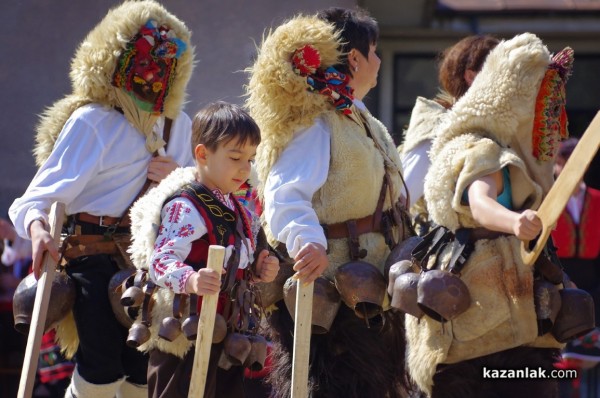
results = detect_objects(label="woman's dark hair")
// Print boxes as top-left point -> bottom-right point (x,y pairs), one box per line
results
192,101 -> 261,151
317,7 -> 379,77
437,35 -> 499,107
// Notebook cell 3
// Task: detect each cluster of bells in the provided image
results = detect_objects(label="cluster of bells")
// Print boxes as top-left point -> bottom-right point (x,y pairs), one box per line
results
11,235 -> 596,362
115,269 -> 268,371
386,237 -> 595,343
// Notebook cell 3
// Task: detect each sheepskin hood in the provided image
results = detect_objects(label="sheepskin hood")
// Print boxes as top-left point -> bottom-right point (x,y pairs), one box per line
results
245,15 -> 341,194
424,33 -> 573,231
34,0 -> 194,166
430,33 -> 572,196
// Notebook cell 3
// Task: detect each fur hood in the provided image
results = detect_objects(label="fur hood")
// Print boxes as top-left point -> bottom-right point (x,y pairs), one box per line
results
245,15 -> 341,195
430,33 -> 551,157
34,0 -> 194,166
424,33 -> 557,230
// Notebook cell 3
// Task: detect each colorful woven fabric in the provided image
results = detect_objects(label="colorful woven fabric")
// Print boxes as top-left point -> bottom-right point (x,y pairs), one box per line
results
112,19 -> 187,114
291,45 -> 354,115
38,330 -> 75,384
531,47 -> 573,161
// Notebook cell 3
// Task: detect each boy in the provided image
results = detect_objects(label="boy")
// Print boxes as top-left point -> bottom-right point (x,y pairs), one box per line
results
127,101 -> 279,398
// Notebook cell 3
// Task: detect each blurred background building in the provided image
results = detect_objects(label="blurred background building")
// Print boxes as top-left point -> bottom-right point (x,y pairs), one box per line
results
2,0 -> 600,217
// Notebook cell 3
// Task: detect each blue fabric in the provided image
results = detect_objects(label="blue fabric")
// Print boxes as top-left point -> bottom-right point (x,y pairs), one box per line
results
462,168 -> 513,210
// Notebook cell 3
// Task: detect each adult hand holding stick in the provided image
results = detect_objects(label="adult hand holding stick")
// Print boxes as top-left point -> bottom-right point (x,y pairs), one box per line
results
17,202 -> 65,398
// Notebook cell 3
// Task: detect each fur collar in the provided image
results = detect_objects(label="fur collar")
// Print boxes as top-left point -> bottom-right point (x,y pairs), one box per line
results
129,167 -> 197,270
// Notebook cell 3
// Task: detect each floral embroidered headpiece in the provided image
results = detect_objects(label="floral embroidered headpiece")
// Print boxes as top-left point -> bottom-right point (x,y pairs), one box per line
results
112,19 -> 187,115
532,47 -> 574,161
291,44 -> 354,115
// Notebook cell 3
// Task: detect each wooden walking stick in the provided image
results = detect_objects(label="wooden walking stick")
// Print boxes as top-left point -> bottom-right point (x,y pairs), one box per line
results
521,111 -> 600,266
18,202 -> 65,398
188,245 -> 225,397
291,280 -> 314,398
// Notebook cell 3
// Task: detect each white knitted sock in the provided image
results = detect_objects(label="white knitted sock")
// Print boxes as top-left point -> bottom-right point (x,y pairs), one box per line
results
116,380 -> 148,398
64,366 -> 124,398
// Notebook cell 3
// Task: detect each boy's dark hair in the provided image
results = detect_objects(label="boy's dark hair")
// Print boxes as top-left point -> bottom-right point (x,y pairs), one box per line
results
317,7 -> 379,77
192,101 -> 261,151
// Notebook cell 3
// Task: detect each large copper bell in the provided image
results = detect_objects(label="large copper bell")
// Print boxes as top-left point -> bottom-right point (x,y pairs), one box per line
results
181,315 -> 199,341
533,279 -> 562,335
243,334 -> 268,371
159,316 -> 182,342
182,313 -> 227,343
108,268 -> 138,328
223,332 -> 252,366
417,269 -> 471,322
13,272 -> 75,335
551,288 -> 595,343
391,272 -> 424,319
127,321 -> 151,348
384,236 -> 423,278
283,276 -> 341,334
387,259 -> 415,296
255,261 -> 295,308
120,272 -> 145,307
334,261 -> 386,320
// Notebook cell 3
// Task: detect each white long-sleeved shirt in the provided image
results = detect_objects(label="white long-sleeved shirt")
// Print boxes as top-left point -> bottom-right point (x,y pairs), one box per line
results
9,103 -> 194,239
400,140 -> 431,208
263,100 -> 372,258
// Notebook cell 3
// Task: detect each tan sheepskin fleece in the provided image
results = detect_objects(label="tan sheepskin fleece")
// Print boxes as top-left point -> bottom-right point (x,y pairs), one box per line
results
401,96 -> 447,154
245,15 -> 341,196
34,0 -> 194,166
127,166 -> 198,356
408,33 -> 565,394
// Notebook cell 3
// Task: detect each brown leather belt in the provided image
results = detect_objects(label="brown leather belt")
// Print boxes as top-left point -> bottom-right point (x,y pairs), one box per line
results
74,212 -> 129,227
322,211 -> 385,240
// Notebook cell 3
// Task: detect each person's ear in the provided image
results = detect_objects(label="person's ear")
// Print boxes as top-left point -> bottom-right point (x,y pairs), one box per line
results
347,49 -> 359,72
464,69 -> 478,86
194,144 -> 208,165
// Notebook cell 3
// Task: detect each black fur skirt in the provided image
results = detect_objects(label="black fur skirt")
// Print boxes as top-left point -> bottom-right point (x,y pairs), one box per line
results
430,346 -> 561,398
265,300 -> 413,398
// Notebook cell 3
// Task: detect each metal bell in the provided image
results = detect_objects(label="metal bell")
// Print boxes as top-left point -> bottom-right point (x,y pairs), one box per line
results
283,276 -> 341,334
243,334 -> 268,371
391,272 -> 424,319
126,322 -> 151,348
533,279 -> 562,335
13,272 -> 75,335
387,259 -> 415,296
417,269 -> 471,322
158,316 -> 182,342
108,268 -> 137,328
223,332 -> 252,366
334,261 -> 387,320
384,236 -> 423,276
551,288 -> 595,343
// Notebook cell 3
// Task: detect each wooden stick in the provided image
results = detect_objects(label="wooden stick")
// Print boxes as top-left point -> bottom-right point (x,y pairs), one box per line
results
291,280 -> 314,398
18,202 -> 65,398
188,245 -> 225,398
521,111 -> 600,266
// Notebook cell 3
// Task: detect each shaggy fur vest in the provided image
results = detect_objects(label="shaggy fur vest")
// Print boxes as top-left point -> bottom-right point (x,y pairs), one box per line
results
406,33 -> 565,395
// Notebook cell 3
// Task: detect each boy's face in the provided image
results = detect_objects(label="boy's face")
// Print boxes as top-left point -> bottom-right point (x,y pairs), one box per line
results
195,137 -> 257,194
